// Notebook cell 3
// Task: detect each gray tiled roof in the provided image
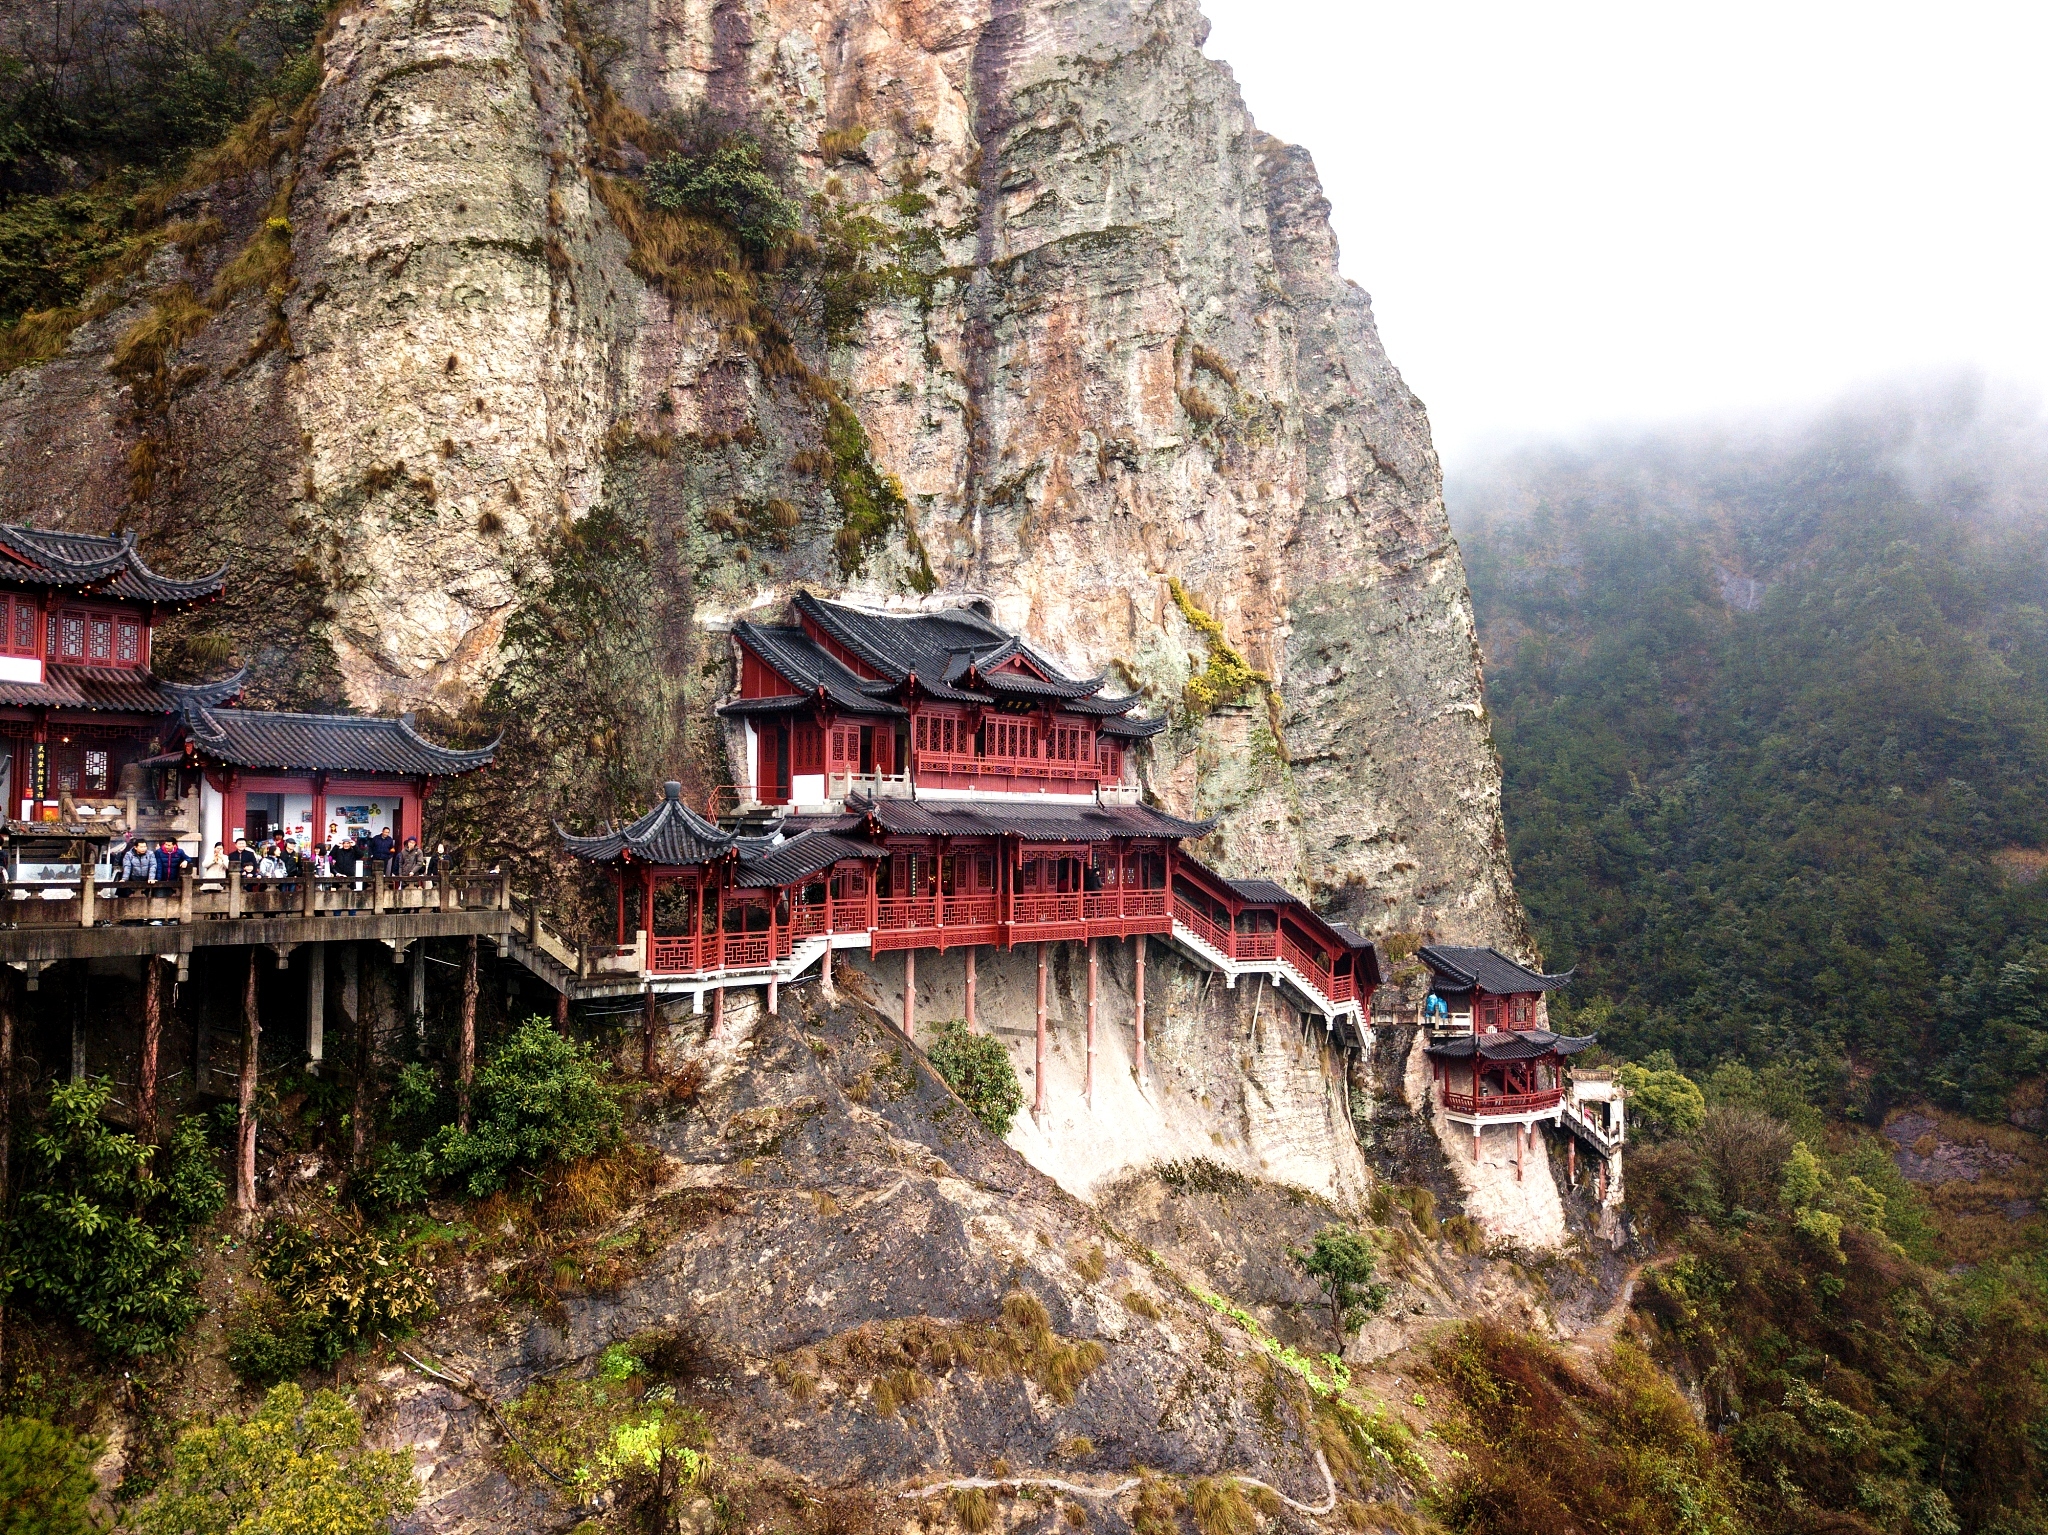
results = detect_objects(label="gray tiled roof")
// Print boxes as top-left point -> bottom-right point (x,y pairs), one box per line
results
0,525 -> 228,605
735,830 -> 886,887
0,666 -> 244,715
728,621 -> 899,715
1225,877 -> 1302,907
1420,945 -> 1573,995
560,781 -> 735,865
850,793 -> 1213,841
1424,1029 -> 1597,1061
182,706 -> 497,776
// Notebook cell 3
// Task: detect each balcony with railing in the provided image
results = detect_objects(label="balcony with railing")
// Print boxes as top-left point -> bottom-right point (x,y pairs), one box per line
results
1440,1086 -> 1566,1117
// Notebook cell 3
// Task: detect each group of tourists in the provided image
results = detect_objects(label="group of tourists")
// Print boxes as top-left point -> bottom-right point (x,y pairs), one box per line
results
115,827 -> 432,889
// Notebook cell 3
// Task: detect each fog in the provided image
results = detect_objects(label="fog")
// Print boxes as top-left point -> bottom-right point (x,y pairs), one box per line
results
1198,1 -> 2048,466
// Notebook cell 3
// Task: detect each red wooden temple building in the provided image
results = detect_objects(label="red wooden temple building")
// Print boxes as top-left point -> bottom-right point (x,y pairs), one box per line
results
0,520 -> 496,880
722,593 -> 1164,807
1419,945 -> 1621,1179
561,600 -> 1380,1099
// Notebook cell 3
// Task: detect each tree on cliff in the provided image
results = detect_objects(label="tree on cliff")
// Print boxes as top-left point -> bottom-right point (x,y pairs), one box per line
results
1291,1225 -> 1389,1343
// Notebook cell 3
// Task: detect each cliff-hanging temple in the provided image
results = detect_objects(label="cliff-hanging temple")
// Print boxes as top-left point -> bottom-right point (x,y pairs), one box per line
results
0,537 -> 1618,1202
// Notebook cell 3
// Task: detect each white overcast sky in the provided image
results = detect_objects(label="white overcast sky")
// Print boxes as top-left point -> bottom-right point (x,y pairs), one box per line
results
1198,1 -> 2048,466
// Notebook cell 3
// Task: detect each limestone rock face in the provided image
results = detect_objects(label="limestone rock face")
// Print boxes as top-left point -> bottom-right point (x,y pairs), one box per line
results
0,0 -> 1526,954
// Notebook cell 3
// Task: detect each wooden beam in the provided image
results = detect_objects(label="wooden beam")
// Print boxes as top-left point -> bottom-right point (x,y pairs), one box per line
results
641,986 -> 658,1076
964,946 -> 976,1031
457,934 -> 477,1129
139,956 -> 162,1148
236,950 -> 259,1212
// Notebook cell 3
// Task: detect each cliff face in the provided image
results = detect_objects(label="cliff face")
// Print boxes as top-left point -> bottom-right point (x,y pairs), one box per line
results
0,0 -> 1526,954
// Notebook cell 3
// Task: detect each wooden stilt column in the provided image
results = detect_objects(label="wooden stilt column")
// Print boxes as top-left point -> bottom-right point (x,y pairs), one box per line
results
138,955 -> 163,1150
350,944 -> 374,1171
902,949 -> 915,1038
304,944 -> 325,1071
1567,1137 -> 1577,1186
711,986 -> 724,1040
1516,1123 -> 1526,1182
457,935 -> 477,1130
1597,1158 -> 1609,1204
767,977 -> 779,1017
1034,944 -> 1048,1117
555,989 -> 570,1034
236,950 -> 260,1212
1133,934 -> 1147,1088
641,987 -> 659,1076
0,970 -> 16,1204
1085,939 -> 1098,1108
964,948 -> 977,1031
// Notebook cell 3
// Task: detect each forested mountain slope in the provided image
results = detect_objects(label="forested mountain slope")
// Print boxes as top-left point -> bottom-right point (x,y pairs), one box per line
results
1452,385 -> 2048,1122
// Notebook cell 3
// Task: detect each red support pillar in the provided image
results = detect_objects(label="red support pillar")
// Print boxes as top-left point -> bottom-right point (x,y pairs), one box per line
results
1133,933 -> 1146,1089
642,987 -> 659,1076
1034,943 -> 1048,1116
1516,1123 -> 1526,1182
965,947 -> 977,1031
711,985 -> 725,1041
1567,1136 -> 1577,1186
1085,939 -> 1098,1108
902,948 -> 915,1038
555,989 -> 570,1034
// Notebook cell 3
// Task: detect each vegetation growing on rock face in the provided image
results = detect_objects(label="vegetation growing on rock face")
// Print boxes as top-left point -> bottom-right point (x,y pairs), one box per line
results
0,1414 -> 101,1535
226,1219 -> 436,1383
1289,1225 -> 1390,1340
1,1079 -> 225,1357
0,0 -> 330,369
925,1019 -> 1024,1137
371,1018 -> 622,1203
1431,1323 -> 1747,1535
122,1384 -> 415,1535
645,135 -> 800,255
1169,577 -> 1268,717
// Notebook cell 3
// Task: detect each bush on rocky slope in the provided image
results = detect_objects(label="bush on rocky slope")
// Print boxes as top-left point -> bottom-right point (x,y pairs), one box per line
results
1,1079 -> 224,1357
924,1019 -> 1024,1137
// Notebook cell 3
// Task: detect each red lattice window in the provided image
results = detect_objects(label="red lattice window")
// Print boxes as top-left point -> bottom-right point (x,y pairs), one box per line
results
116,619 -> 140,664
12,600 -> 33,655
88,616 -> 111,661
58,612 -> 85,660
792,723 -> 824,772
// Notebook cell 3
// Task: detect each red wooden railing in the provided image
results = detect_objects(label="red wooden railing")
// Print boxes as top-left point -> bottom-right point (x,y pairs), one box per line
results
1440,1088 -> 1565,1116
1011,892 -> 1084,925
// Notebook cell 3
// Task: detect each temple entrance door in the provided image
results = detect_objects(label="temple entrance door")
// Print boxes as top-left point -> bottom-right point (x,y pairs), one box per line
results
858,726 -> 875,775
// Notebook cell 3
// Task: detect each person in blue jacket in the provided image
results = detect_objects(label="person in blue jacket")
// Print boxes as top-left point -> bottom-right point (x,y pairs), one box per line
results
1423,992 -> 1449,1025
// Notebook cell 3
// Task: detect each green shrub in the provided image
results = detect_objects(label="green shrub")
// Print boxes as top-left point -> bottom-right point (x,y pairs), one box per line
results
501,1344 -> 709,1495
428,1019 -> 623,1199
122,1384 -> 414,1535
924,1019 -> 1023,1137
227,1219 -> 436,1382
644,136 -> 798,254
0,1415 -> 101,1535
3,1079 -> 225,1356
1290,1225 -> 1390,1338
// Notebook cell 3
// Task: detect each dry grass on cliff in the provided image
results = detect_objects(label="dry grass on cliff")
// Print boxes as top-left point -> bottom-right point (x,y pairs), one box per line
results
776,1291 -> 1107,1412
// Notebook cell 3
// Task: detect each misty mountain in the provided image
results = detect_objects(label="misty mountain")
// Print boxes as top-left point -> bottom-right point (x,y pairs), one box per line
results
1451,381 -> 2048,1121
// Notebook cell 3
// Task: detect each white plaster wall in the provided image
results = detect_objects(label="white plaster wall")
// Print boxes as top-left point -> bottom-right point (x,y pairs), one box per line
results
1403,1038 -> 1568,1251
846,940 -> 1372,1211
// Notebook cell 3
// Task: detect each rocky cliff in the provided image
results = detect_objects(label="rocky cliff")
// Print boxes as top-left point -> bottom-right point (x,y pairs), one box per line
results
0,0 -> 1527,955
